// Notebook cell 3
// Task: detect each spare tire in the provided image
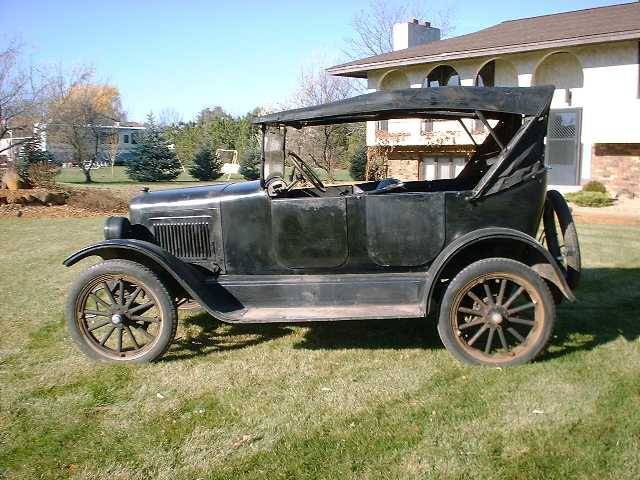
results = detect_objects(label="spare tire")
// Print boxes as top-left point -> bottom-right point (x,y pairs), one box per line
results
542,190 -> 581,290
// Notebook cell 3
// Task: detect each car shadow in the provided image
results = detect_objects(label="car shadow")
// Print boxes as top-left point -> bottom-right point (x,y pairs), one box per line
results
540,267 -> 640,361
292,318 -> 442,351
163,267 -> 639,362
161,311 -> 293,361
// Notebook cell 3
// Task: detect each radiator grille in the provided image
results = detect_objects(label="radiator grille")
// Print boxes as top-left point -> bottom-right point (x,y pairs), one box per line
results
151,216 -> 213,260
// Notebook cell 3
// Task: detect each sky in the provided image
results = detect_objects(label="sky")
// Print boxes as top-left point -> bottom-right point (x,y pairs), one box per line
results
2,0 -> 627,121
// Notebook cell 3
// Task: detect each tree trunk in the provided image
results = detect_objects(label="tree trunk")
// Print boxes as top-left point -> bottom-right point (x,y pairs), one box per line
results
83,167 -> 92,183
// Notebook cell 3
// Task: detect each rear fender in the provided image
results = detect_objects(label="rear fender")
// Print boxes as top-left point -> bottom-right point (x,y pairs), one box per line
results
426,227 -> 575,314
63,239 -> 239,322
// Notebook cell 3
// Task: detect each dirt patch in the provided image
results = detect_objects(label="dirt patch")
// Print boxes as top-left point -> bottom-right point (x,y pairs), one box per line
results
66,188 -> 128,214
0,203 -> 118,219
0,188 -> 68,206
0,186 -> 128,219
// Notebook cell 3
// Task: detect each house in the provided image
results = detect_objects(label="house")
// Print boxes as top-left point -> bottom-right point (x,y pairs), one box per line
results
45,122 -> 145,166
328,2 -> 640,195
0,122 -> 145,169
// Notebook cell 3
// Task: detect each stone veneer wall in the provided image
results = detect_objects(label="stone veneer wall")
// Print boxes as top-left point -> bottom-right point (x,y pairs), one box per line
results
592,144 -> 640,197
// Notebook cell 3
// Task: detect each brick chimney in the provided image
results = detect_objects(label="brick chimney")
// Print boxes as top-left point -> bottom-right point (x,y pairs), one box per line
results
392,18 -> 441,51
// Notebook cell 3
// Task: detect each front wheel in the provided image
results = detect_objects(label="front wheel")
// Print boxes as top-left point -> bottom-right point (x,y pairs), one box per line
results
66,259 -> 177,363
438,258 -> 555,366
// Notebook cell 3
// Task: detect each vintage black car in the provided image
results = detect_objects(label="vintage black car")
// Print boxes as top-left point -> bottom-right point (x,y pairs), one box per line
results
64,86 -> 581,366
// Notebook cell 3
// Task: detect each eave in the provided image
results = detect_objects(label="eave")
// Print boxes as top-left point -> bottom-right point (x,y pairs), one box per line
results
327,29 -> 640,78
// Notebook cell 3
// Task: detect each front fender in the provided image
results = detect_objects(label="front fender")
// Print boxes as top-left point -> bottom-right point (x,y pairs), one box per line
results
426,227 -> 576,314
64,239 -> 238,322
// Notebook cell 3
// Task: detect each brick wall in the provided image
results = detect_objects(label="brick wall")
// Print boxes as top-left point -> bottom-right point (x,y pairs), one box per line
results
388,158 -> 420,179
367,145 -> 475,181
592,144 -> 640,197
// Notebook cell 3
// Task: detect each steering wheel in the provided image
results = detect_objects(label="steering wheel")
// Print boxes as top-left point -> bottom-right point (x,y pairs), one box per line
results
286,151 -> 326,192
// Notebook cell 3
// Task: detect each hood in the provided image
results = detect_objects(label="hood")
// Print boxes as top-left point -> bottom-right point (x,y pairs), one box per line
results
129,180 -> 263,223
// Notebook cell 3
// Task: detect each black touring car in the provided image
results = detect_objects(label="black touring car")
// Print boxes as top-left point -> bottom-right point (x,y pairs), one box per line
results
64,86 -> 580,366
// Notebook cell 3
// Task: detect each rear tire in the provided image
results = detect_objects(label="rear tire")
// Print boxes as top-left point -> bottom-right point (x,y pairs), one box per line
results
543,190 -> 581,290
438,258 -> 555,366
66,259 -> 177,363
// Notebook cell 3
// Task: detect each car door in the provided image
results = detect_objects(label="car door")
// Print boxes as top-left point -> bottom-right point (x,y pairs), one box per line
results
364,192 -> 445,267
270,196 -> 348,270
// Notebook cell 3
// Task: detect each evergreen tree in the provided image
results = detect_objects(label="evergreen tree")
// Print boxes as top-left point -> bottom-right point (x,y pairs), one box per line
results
189,143 -> 223,181
239,140 -> 261,180
127,114 -> 182,182
349,144 -> 368,181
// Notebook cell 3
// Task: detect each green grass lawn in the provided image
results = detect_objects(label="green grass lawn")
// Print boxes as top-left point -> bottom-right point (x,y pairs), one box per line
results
56,166 -> 354,191
0,219 -> 638,479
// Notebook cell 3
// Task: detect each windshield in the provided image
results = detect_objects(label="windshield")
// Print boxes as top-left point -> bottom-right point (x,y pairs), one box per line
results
263,127 -> 286,179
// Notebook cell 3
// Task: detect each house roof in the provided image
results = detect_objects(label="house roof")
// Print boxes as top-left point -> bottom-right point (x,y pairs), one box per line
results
328,2 -> 640,77
253,86 -> 554,127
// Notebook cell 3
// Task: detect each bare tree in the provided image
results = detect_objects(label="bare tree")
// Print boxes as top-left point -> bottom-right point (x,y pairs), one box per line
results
288,65 -> 358,180
104,130 -> 119,177
47,69 -> 124,182
0,40 -> 49,160
345,0 -> 455,58
158,107 -> 183,128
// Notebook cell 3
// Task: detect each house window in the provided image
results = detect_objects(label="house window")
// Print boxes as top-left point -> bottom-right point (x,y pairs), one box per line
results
377,120 -> 389,132
123,134 -> 129,144
421,156 -> 466,180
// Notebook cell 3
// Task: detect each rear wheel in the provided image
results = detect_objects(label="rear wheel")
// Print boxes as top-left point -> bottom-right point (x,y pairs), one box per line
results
438,258 -> 555,366
66,259 -> 177,363
542,190 -> 581,290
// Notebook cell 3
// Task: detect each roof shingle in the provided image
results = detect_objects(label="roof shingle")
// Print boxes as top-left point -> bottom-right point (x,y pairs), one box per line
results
328,2 -> 640,77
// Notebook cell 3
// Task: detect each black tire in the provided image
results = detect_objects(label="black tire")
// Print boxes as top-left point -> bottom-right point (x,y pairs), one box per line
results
438,258 -> 555,367
65,259 -> 177,363
543,190 -> 581,290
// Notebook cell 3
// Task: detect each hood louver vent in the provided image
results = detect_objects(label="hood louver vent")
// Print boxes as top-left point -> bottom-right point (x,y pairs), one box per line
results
151,216 -> 213,260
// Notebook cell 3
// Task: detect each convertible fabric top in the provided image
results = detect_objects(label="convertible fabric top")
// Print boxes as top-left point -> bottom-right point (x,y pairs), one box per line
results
253,86 -> 555,127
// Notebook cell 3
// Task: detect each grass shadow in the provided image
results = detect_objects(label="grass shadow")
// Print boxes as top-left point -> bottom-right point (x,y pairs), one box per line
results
542,267 -> 640,360
163,268 -> 638,362
293,317 -> 442,351
162,311 -> 293,361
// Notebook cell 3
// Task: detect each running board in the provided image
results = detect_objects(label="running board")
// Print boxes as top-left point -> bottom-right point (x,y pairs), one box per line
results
199,272 -> 429,323
228,304 -> 423,323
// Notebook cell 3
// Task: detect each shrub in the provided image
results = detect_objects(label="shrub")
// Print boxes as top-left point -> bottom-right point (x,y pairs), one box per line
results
189,144 -> 223,181
127,114 -> 183,182
16,138 -> 57,187
582,180 -> 607,194
349,145 -> 367,181
565,191 -> 615,208
26,162 -> 58,188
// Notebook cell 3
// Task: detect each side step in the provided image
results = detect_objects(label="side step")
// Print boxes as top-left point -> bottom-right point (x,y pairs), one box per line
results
230,304 -> 423,323
198,272 -> 429,324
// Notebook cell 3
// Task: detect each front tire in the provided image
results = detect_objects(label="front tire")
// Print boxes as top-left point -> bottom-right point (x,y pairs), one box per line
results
438,258 -> 555,366
66,259 -> 177,363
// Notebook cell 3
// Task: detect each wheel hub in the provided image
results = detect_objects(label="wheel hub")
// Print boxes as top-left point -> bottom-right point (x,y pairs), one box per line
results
488,310 -> 503,325
111,313 -> 124,325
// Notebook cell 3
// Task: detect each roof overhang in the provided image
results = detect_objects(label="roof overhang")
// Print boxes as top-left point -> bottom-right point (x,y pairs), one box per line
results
327,30 -> 640,78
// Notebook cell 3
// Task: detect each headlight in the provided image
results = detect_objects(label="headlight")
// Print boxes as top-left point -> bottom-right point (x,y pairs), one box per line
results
104,216 -> 132,240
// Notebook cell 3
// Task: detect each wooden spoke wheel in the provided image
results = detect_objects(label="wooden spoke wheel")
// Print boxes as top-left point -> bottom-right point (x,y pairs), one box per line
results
438,258 -> 555,366
66,260 -> 177,363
